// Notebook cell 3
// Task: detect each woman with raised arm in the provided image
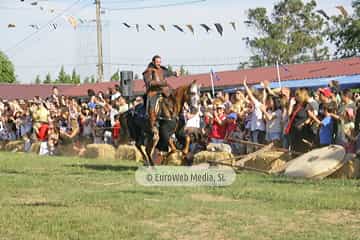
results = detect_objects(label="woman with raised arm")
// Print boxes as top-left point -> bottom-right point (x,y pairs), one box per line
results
243,79 -> 265,145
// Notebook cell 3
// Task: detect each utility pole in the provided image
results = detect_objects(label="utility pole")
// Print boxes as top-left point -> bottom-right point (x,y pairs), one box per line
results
95,0 -> 104,82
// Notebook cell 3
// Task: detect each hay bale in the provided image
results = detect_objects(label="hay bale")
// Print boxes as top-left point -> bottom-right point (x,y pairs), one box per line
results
116,145 -> 143,162
166,151 -> 183,166
244,151 -> 288,172
84,144 -> 116,160
57,144 -> 79,157
194,151 -> 233,165
329,154 -> 360,179
206,143 -> 232,153
4,140 -> 24,152
0,141 -> 7,151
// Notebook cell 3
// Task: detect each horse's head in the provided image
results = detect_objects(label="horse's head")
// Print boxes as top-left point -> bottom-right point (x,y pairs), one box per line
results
169,80 -> 201,117
185,80 -> 201,110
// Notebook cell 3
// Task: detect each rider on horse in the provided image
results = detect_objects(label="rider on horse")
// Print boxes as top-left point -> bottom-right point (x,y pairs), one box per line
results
142,55 -> 179,133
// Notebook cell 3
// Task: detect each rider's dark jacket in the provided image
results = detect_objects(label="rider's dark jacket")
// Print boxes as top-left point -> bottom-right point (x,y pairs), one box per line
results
142,62 -> 174,94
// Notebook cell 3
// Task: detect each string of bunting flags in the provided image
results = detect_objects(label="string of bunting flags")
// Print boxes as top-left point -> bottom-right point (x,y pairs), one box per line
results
120,22 -> 237,36
4,1 -> 351,34
7,17 -> 237,36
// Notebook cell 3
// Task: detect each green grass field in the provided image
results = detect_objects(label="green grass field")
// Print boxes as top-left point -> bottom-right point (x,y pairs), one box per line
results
0,152 -> 360,240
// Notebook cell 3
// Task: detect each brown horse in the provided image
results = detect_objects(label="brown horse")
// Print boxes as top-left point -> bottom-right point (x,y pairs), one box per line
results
126,81 -> 201,166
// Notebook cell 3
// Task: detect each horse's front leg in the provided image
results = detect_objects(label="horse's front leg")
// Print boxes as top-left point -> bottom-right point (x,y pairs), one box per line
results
182,135 -> 191,156
181,135 -> 191,166
135,143 -> 150,167
145,127 -> 159,166
168,136 -> 177,154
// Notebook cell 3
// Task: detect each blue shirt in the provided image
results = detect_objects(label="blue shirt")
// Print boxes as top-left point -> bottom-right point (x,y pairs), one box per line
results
88,102 -> 97,109
319,116 -> 333,145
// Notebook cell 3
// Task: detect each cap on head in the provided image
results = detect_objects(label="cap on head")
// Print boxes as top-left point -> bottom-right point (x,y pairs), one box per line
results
319,88 -> 333,98
227,112 -> 238,120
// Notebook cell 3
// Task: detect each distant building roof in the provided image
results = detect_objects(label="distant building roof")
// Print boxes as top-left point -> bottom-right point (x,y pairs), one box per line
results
1,57 -> 359,100
0,84 -> 73,100
165,57 -> 360,90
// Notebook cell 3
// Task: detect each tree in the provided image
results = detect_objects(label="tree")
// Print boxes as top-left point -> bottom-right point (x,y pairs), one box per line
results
244,0 -> 329,67
237,61 -> 249,70
65,74 -> 72,84
179,65 -> 190,76
71,68 -> 80,84
167,65 -> 173,74
90,75 -> 96,83
328,1 -> 360,58
35,75 -> 41,84
56,65 -> 67,83
110,69 -> 120,81
83,76 -> 90,84
43,73 -> 52,84
0,51 -> 16,83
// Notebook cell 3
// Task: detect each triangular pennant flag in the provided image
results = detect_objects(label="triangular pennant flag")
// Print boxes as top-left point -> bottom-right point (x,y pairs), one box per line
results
336,5 -> 348,17
186,24 -> 194,34
30,2 -> 38,6
49,23 -> 56,30
78,18 -> 84,24
29,24 -> 40,30
214,23 -> 223,36
230,22 -> 236,31
159,25 -> 166,32
68,16 -> 78,29
173,25 -> 184,33
123,22 -> 131,28
200,24 -> 210,32
316,10 -> 330,20
147,24 -> 156,31
136,24 -> 139,32
8,23 -> 16,28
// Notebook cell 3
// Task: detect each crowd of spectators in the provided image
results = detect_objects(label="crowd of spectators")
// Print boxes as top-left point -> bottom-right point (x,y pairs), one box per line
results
0,80 -> 360,157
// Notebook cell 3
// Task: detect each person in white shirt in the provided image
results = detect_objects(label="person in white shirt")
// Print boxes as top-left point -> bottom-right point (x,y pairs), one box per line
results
243,79 -> 266,144
260,96 -> 282,145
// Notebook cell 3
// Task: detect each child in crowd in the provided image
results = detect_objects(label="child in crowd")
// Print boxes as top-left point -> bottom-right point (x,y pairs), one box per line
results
318,103 -> 336,147
112,115 -> 121,147
225,113 -> 247,155
224,112 -> 237,140
208,104 -> 227,143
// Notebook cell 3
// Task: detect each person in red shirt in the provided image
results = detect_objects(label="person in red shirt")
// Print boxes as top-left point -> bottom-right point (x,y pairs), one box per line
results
209,104 -> 227,143
37,123 -> 49,141
112,115 -> 121,146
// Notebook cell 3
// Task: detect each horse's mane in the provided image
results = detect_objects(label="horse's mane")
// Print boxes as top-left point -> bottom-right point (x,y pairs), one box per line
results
172,83 -> 193,115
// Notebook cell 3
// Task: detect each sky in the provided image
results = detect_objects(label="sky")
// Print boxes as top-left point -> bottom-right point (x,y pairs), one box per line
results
0,0 -> 354,83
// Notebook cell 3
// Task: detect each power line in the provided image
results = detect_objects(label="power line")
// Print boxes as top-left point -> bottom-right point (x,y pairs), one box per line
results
14,61 -> 243,69
0,6 -> 35,10
15,63 -> 97,68
103,0 -> 149,3
102,0 -> 206,11
4,0 -> 84,55
104,62 -> 241,67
